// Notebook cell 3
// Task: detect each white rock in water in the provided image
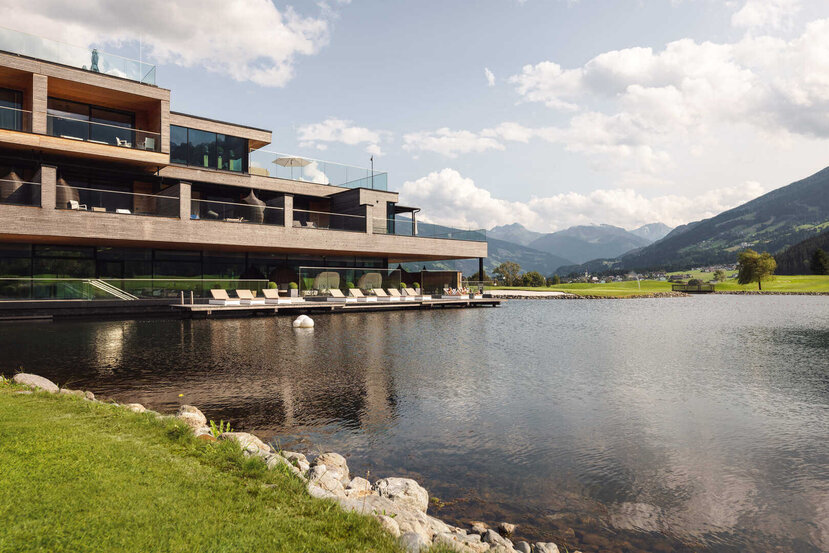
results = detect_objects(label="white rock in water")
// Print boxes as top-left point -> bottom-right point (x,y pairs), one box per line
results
292,315 -> 314,328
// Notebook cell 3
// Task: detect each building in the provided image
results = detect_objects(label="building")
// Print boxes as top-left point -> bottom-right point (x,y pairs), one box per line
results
0,28 -> 486,300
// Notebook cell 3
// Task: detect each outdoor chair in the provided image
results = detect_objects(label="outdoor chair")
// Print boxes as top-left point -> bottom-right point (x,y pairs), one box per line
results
262,288 -> 292,305
389,288 -> 414,301
68,200 -> 87,210
326,289 -> 353,303
373,288 -> 399,301
235,289 -> 265,305
349,288 -> 377,302
405,287 -> 431,301
208,289 -> 240,306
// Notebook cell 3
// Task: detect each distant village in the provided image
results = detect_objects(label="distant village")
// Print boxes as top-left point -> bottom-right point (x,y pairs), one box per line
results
562,264 -> 738,284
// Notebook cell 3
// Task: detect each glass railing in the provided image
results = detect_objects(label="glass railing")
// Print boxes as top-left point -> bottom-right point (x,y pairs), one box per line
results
292,208 -> 366,232
0,106 -> 32,133
0,27 -> 156,85
0,278 -> 268,301
372,217 -> 486,242
47,114 -> 161,152
191,198 -> 284,225
56,185 -> 179,217
297,267 -> 401,296
0,181 -> 39,206
248,150 -> 388,190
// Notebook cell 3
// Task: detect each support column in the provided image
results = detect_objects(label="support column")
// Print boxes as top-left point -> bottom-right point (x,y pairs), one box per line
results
31,74 -> 48,134
283,194 -> 293,227
364,203 -> 373,235
479,258 -> 485,281
179,181 -> 191,220
37,165 -> 56,210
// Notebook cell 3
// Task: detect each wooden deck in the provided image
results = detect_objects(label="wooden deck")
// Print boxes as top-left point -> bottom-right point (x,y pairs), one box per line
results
170,297 -> 503,318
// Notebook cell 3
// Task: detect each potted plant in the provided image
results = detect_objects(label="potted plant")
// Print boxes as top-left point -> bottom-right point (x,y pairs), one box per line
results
267,281 -> 278,289
346,281 -> 355,289
288,282 -> 299,297
413,282 -> 420,294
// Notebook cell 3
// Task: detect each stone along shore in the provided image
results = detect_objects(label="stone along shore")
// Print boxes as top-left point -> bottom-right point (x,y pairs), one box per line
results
10,372 -> 571,553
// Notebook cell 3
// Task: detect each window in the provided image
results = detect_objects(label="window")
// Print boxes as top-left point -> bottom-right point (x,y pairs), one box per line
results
47,98 -> 135,147
0,88 -> 23,131
168,125 -> 248,173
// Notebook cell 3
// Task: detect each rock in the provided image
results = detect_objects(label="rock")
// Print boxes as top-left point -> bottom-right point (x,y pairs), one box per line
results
266,454 -> 303,478
498,522 -> 517,536
483,529 -> 513,549
292,315 -> 314,328
59,388 -> 84,398
84,391 -> 95,401
220,432 -> 271,456
515,541 -> 532,553
125,403 -> 146,413
13,373 -> 58,393
175,405 -> 207,430
433,531 -> 491,553
194,426 -> 212,437
307,482 -> 339,500
470,521 -> 489,535
375,477 -> 429,513
533,543 -> 560,553
308,465 -> 346,496
282,451 -> 310,475
399,531 -> 429,552
376,514 -> 401,537
313,452 -> 349,483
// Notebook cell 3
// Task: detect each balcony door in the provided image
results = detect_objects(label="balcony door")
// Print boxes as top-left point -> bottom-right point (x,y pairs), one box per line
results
0,88 -> 23,131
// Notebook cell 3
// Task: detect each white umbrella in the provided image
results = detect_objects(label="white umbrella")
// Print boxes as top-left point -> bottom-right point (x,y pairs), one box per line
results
273,156 -> 311,180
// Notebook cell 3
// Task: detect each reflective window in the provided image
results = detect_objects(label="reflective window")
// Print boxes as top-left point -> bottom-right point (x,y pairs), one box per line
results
170,125 -> 188,165
47,98 -> 135,147
168,125 -> 248,173
218,134 -> 247,172
188,128 -> 217,170
0,88 -> 23,131
47,98 -> 89,141
90,107 -> 134,147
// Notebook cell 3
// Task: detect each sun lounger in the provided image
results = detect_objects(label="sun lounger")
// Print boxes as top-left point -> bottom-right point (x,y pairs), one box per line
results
262,288 -> 292,305
405,287 -> 431,301
325,289 -> 353,303
209,289 -> 241,306
235,289 -> 266,305
349,289 -> 377,302
372,288 -> 399,301
389,288 -> 414,301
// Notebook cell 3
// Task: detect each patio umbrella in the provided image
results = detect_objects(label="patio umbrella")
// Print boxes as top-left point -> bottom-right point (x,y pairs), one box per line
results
273,156 -> 311,180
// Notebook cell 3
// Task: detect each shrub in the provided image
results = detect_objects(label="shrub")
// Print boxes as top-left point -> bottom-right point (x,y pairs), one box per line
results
288,282 -> 298,290
267,282 -> 278,289
413,282 -> 420,289
399,282 -> 406,289
687,278 -> 702,286
346,281 -> 355,289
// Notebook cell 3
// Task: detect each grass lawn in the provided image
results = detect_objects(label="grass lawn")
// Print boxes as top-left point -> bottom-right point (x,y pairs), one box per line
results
0,381 -> 418,553
489,275 -> 829,297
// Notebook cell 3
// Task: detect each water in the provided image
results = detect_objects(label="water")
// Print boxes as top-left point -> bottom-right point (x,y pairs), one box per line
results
1,296 -> 827,552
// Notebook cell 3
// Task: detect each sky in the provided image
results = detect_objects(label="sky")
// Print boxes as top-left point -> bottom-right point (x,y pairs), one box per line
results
3,0 -> 829,233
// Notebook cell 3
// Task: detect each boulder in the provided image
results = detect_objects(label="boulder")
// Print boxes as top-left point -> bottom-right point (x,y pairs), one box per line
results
313,452 -> 349,482
84,391 -> 95,401
220,432 -> 271,456
292,315 -> 314,328
308,465 -> 346,496
433,531 -> 490,553
515,541 -> 531,553
125,403 -> 146,413
266,454 -> 303,477
175,405 -> 207,430
282,451 -> 311,475
533,543 -> 560,553
375,477 -> 429,513
399,531 -> 429,552
483,529 -> 513,549
376,514 -> 401,537
13,373 -> 58,393
470,521 -> 489,535
59,388 -> 84,398
498,522 -> 517,536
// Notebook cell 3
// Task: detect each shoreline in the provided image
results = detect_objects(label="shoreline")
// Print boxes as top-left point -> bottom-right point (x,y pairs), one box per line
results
7,372 -> 572,553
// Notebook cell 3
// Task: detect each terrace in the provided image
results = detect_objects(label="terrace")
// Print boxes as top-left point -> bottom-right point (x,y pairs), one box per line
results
249,150 -> 388,191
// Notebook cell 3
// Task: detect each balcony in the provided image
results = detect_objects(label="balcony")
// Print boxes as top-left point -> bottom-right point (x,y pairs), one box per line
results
56,185 -> 179,217
0,26 -> 156,85
47,113 -> 160,152
0,179 -> 39,206
191,198 -> 284,225
373,217 -> 487,242
293,208 -> 366,232
0,106 -> 32,133
248,150 -> 388,190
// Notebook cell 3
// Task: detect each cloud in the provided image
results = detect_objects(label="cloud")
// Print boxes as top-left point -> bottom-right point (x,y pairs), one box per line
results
297,118 -> 390,156
402,128 -> 505,158
731,0 -> 801,30
399,169 -> 768,232
0,0 -> 330,87
484,67 -> 496,87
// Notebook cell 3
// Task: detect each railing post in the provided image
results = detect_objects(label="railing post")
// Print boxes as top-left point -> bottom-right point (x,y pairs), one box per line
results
283,194 -> 293,227
364,203 -> 373,235
37,165 -> 56,210
31,74 -> 48,134
179,181 -> 191,220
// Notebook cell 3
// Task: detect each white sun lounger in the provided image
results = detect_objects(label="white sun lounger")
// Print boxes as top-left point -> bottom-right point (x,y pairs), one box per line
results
349,289 -> 377,302
405,287 -> 431,301
235,289 -> 266,305
388,288 -> 414,301
209,289 -> 241,306
325,289 -> 353,302
372,288 -> 399,301
261,288 -> 292,305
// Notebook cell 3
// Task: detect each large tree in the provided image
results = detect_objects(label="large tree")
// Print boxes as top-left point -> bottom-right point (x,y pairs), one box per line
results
493,261 -> 521,286
522,271 -> 546,287
737,249 -> 777,290
810,249 -> 829,275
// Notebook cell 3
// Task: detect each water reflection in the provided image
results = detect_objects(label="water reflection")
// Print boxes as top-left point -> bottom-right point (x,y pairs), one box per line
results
1,296 -> 828,552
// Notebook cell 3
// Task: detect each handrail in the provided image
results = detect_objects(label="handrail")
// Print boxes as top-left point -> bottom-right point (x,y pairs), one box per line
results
191,198 -> 283,210
86,279 -> 138,300
293,207 -> 365,220
56,184 -> 178,200
47,113 -> 161,137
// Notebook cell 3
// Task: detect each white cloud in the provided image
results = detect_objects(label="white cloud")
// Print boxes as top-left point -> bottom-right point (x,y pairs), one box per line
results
297,118 -> 390,156
0,0 -> 331,87
399,168 -> 768,232
484,67 -> 496,87
402,128 -> 505,158
732,0 -> 801,30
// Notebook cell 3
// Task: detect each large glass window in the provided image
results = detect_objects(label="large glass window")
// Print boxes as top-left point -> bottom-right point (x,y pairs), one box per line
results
90,107 -> 135,147
47,98 -> 89,141
0,88 -> 23,131
47,98 -> 135,147
169,125 -> 248,173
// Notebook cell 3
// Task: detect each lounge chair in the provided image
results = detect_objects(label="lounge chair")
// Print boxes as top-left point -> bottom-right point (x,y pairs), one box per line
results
325,289 -> 352,303
372,288 -> 399,301
235,289 -> 265,305
389,288 -> 414,301
405,287 -> 431,301
209,289 -> 241,306
349,289 -> 377,302
262,288 -> 291,305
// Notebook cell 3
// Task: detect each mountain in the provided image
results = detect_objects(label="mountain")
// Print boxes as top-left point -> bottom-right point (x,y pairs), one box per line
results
488,223 -> 544,246
630,222 -> 673,242
775,229 -> 829,274
564,165 -> 829,273
527,224 -> 652,265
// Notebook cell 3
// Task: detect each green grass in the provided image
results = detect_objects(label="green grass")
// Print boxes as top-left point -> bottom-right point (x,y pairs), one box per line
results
489,275 -> 829,297
0,380 -> 408,553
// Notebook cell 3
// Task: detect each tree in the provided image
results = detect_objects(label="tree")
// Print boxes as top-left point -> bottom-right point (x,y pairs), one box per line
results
712,269 -> 727,282
810,249 -> 829,275
522,271 -> 545,287
468,270 -> 488,282
737,249 -> 777,290
550,274 -> 561,286
493,262 -> 521,286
